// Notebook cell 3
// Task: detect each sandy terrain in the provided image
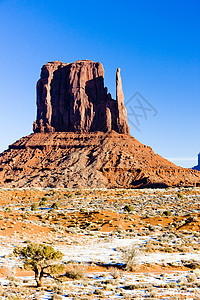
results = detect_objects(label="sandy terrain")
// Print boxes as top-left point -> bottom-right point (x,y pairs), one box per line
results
0,187 -> 200,299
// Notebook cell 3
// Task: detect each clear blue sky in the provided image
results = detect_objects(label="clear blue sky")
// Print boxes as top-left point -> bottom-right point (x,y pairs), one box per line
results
0,0 -> 200,167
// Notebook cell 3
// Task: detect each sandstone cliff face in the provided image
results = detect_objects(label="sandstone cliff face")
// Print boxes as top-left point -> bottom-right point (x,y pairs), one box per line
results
33,60 -> 129,134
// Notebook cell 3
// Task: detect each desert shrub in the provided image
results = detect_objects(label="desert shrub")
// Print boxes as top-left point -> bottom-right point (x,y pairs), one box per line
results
163,210 -> 172,216
103,283 -> 113,291
64,264 -> 85,280
51,294 -> 62,300
123,205 -> 134,212
65,193 -> 73,198
22,213 -> 29,219
8,296 -> 22,300
121,244 -> 140,271
6,269 -> 20,287
193,268 -> 200,276
184,261 -> 200,269
125,284 -> 137,290
177,192 -> 183,199
0,285 -> 3,295
110,268 -> 122,279
5,207 -> 11,212
39,198 -> 47,206
94,289 -> 104,295
149,289 -> 157,299
168,282 -> 177,288
163,246 -> 174,253
143,240 -> 154,252
31,203 -> 39,211
124,283 -> 152,290
187,273 -> 197,283
102,279 -> 115,285
53,283 -> 64,294
51,202 -> 60,210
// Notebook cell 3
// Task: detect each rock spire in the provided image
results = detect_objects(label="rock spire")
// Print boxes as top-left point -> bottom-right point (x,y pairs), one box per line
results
116,68 -> 129,134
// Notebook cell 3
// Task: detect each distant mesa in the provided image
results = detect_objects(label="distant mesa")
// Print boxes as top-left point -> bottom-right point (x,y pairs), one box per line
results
0,60 -> 200,189
193,153 -> 200,171
33,60 -> 129,134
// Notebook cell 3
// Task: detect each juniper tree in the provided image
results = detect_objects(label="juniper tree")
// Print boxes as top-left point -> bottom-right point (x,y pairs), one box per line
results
14,243 -> 64,287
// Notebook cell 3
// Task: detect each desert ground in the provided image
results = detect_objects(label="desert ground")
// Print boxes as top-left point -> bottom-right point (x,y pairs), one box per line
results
0,187 -> 200,299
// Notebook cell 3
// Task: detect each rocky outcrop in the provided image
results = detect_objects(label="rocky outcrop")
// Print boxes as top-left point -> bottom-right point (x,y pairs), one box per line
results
33,60 -> 129,134
193,153 -> 200,171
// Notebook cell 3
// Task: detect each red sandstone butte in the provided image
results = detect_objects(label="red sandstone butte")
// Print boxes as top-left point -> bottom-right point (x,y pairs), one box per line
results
33,60 -> 129,134
0,60 -> 200,188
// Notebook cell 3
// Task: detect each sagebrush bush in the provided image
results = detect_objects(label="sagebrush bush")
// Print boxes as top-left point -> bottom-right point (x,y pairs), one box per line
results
39,198 -> 46,206
51,294 -> 62,300
53,283 -> 64,295
5,207 -> 11,212
65,264 -> 85,279
177,192 -> 183,199
51,202 -> 60,209
31,203 -> 39,211
163,210 -> 172,216
124,205 -> 134,212
187,273 -> 197,283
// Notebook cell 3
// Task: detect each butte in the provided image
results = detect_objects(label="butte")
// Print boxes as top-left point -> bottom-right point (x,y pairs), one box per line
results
0,60 -> 200,188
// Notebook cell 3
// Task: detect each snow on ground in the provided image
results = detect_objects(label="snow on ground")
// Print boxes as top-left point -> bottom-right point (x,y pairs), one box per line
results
57,234 -> 200,266
1,236 -> 200,299
1,228 -> 200,298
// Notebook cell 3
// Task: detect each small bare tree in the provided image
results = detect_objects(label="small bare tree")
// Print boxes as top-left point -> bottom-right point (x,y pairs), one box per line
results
121,244 -> 141,271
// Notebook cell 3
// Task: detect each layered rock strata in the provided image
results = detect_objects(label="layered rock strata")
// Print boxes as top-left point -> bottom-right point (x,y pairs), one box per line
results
0,131 -> 200,188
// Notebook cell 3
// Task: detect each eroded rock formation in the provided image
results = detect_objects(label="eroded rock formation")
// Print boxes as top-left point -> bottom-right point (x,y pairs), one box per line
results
33,60 -> 129,134
0,59 -> 200,189
193,153 -> 200,171
116,68 -> 129,134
